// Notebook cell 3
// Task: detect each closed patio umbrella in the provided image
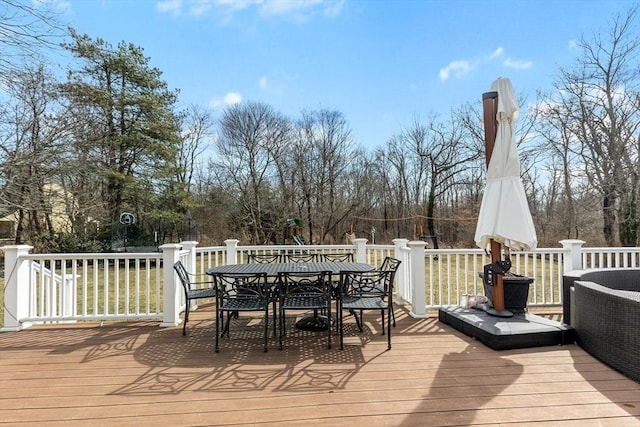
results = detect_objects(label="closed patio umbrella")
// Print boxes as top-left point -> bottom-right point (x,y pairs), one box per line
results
474,77 -> 537,316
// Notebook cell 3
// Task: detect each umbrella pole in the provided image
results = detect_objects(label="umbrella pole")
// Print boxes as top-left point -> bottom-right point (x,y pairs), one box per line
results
482,91 -> 512,318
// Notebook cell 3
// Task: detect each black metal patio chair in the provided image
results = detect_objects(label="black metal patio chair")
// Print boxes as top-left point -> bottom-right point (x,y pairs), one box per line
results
378,256 -> 401,327
283,253 -> 318,263
212,271 -> 271,352
277,270 -> 333,350
248,253 -> 282,263
320,252 -> 354,262
319,252 -> 356,306
379,256 -> 401,273
173,260 -> 216,336
338,269 -> 397,350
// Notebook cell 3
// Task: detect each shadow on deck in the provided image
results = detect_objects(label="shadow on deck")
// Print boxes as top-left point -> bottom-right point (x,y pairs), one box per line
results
0,305 -> 638,426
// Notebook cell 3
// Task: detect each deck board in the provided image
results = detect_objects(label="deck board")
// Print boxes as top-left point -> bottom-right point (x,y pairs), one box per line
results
1,305 -> 639,426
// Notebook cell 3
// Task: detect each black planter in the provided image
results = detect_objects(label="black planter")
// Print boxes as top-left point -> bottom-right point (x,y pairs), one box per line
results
480,273 -> 534,313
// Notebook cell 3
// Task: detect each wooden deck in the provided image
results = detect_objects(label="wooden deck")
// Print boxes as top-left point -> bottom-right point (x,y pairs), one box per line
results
1,305 -> 639,426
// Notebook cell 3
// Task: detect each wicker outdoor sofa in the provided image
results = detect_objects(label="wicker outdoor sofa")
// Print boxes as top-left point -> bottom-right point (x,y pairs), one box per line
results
562,268 -> 640,383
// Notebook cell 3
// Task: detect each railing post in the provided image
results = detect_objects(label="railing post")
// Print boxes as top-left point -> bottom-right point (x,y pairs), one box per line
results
354,238 -> 368,263
560,239 -> 585,272
159,243 -> 183,328
392,238 -> 409,260
408,240 -> 428,318
180,240 -> 198,275
391,238 -> 409,304
1,245 -> 34,332
225,239 -> 239,265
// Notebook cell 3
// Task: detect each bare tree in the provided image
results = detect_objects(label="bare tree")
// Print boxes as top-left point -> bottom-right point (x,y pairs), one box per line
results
546,8 -> 640,245
176,104 -> 215,194
422,114 -> 482,246
214,101 -> 290,244
292,109 -> 357,243
0,64 -> 67,248
174,105 -> 216,241
535,98 -> 582,239
0,0 -> 65,85
376,121 -> 430,239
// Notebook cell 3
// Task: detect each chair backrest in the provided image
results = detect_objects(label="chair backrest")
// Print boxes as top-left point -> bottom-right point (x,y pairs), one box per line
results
321,252 -> 354,262
173,261 -> 191,292
277,271 -> 330,297
379,256 -> 401,272
283,253 -> 318,263
248,253 -> 282,264
340,269 -> 396,299
213,272 -> 269,300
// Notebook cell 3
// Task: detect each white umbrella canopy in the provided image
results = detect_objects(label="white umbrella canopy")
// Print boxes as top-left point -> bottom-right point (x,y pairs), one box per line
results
475,77 -> 537,252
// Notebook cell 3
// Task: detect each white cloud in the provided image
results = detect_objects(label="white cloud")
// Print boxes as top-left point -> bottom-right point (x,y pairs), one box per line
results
258,73 -> 288,95
258,0 -> 317,24
440,47 -> 532,82
487,47 -> 504,60
568,39 -> 578,49
260,0 -> 316,16
157,0 -> 225,18
202,0 -> 343,23
213,0 -> 256,12
440,47 -> 501,82
224,92 -> 242,104
208,91 -> 242,108
323,0 -> 345,17
157,0 -> 343,22
503,58 -> 533,70
156,0 -> 183,17
188,0 -> 216,16
439,60 -> 471,81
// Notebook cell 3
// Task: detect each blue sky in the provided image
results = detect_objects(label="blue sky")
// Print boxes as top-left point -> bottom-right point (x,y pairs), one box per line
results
57,0 -> 636,150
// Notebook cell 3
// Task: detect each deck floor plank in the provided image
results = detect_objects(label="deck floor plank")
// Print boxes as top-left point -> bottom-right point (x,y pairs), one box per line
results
1,305 -> 639,426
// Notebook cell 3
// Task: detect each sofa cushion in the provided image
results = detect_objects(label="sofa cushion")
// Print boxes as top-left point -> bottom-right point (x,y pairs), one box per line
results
562,268 -> 640,324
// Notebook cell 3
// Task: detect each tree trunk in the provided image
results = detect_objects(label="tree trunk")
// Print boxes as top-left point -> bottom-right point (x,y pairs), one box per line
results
426,178 -> 439,249
602,193 -> 617,246
619,187 -> 639,246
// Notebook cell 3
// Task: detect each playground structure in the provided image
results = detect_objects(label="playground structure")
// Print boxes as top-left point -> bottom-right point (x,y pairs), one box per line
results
285,218 -> 355,247
286,217 -> 305,246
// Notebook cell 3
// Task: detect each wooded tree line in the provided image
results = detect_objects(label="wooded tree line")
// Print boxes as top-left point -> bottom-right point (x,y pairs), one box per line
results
0,3 -> 639,251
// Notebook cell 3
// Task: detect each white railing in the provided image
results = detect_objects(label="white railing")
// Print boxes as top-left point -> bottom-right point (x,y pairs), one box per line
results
17,252 -> 163,324
581,246 -> 640,268
421,248 -> 567,307
0,238 -> 613,331
29,261 -> 77,321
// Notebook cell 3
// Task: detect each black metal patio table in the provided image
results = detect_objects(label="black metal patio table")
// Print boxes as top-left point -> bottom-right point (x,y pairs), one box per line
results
207,262 -> 374,331
207,262 -> 373,276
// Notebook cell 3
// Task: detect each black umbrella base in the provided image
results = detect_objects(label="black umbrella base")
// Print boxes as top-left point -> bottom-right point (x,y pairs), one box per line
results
295,315 -> 331,331
470,302 -> 514,317
485,307 -> 514,318
438,306 -> 576,350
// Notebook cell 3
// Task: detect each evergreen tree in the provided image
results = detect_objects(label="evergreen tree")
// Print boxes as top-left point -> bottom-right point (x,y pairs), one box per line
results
59,29 -> 183,246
